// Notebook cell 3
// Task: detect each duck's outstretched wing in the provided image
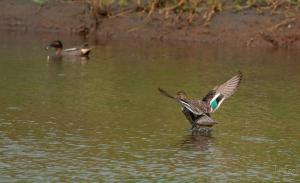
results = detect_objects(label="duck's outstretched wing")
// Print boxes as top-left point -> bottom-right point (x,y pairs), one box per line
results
158,88 -> 204,115
202,72 -> 243,113
214,71 -> 243,98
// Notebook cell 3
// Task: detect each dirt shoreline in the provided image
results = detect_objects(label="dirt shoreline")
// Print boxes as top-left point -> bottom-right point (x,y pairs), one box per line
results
1,0 -> 300,48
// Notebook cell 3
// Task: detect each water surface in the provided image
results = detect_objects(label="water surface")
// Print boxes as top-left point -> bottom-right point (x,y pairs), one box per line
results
0,32 -> 299,182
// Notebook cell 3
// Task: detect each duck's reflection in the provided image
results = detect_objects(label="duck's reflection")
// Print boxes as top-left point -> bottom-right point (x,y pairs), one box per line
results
181,134 -> 214,151
47,55 -> 89,65
47,55 -> 62,63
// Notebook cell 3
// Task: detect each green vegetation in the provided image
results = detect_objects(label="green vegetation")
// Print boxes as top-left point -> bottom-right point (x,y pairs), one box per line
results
33,0 -> 48,6
86,0 -> 299,22
32,0 -> 299,23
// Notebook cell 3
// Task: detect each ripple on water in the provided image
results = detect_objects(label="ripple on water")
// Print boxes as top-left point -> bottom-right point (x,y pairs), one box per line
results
241,136 -> 275,144
0,33 -> 300,182
6,106 -> 22,111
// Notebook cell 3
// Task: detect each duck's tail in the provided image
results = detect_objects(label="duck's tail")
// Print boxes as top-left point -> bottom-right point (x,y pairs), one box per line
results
80,48 -> 92,56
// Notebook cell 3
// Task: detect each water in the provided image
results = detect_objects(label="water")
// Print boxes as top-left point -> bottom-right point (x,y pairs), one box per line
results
0,32 -> 299,182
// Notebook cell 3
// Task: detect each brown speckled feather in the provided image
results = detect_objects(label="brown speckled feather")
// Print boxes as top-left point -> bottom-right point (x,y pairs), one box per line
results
213,71 -> 242,99
202,72 -> 242,103
158,72 -> 242,128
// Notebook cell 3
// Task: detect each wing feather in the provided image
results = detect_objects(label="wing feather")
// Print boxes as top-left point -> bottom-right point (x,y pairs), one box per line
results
195,114 -> 218,127
158,88 -> 203,115
201,72 -> 242,113
63,47 -> 79,52
215,71 -> 242,99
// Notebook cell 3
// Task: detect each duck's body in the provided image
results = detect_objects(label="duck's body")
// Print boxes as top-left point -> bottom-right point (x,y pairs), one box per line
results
61,47 -> 92,57
159,72 -> 242,130
46,40 -> 92,58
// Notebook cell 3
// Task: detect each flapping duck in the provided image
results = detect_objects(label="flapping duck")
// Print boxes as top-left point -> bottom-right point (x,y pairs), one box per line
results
159,72 -> 242,130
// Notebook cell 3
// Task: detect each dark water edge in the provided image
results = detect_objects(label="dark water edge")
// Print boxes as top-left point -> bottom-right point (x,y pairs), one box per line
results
0,31 -> 299,182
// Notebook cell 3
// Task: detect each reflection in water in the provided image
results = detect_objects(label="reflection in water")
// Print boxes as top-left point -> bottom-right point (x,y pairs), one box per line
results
191,127 -> 214,136
0,32 -> 299,182
47,55 -> 90,65
181,134 -> 214,152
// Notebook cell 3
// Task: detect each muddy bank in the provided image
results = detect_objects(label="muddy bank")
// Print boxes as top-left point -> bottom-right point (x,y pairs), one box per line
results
0,0 -> 299,48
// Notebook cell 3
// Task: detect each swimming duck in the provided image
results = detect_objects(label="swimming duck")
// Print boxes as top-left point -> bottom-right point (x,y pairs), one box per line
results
158,72 -> 242,130
46,40 -> 92,57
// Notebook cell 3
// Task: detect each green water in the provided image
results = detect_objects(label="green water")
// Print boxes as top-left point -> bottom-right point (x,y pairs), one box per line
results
0,32 -> 299,182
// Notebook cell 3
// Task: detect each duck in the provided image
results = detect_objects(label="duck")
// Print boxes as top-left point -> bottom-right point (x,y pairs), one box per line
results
46,40 -> 92,57
158,71 -> 242,130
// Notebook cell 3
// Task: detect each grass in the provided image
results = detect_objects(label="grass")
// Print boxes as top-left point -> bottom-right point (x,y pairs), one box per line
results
33,0 -> 48,6
85,0 -> 299,22
32,0 -> 298,23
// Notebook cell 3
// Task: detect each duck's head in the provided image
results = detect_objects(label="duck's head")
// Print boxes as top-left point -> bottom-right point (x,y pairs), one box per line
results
46,40 -> 63,50
176,91 -> 188,100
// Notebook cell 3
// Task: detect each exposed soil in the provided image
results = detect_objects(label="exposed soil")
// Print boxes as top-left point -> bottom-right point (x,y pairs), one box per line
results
1,0 -> 300,48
